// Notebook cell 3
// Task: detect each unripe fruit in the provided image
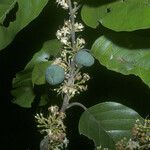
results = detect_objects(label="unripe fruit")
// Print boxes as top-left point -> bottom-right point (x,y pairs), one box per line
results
45,64 -> 65,85
74,49 -> 95,67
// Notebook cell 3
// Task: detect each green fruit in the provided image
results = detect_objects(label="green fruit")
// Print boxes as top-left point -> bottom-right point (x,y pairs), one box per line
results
45,64 -> 65,85
74,49 -> 95,67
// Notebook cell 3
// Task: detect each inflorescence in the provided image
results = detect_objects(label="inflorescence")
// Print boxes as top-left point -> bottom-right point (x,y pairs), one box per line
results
35,106 -> 69,150
54,0 -> 91,99
116,119 -> 150,150
35,0 -> 92,149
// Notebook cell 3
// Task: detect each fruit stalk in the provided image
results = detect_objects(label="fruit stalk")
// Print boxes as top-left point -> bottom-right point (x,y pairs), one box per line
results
67,102 -> 87,110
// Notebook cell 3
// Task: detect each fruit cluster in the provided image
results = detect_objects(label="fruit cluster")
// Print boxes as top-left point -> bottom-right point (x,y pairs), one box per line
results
45,49 -> 94,85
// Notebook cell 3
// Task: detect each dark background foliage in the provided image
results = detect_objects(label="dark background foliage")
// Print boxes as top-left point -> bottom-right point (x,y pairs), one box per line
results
0,1 -> 149,150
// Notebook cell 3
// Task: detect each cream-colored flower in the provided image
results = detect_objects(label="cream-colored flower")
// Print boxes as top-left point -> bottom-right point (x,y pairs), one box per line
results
53,57 -> 62,65
83,73 -> 90,81
56,0 -> 69,9
56,30 -> 62,39
36,106 -> 68,150
56,20 -> 72,46
60,37 -> 69,45
76,37 -> 86,49
126,140 -> 140,149
74,22 -> 84,32
49,105 -> 59,114
62,26 -> 70,36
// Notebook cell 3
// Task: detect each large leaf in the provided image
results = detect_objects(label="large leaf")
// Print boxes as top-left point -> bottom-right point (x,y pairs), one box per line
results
0,0 -> 49,51
28,39 -> 62,85
11,70 -> 35,108
81,0 -> 150,31
0,0 -> 16,24
11,39 -> 61,107
79,102 -> 143,149
91,34 -> 150,88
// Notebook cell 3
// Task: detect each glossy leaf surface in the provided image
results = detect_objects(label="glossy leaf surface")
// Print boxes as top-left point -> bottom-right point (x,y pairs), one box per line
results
79,102 -> 143,149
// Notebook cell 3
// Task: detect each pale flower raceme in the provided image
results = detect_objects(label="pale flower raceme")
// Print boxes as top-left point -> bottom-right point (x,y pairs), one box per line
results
35,106 -> 69,150
36,0 -> 92,150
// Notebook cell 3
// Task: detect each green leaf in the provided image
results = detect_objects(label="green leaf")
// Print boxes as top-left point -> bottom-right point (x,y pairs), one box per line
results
79,102 -> 143,149
29,39 -> 61,85
91,33 -> 150,88
11,39 -> 61,107
11,40 -> 62,108
25,39 -> 61,70
81,0 -> 150,31
12,70 -> 32,88
11,70 -> 35,108
0,0 -> 16,24
0,0 -> 49,51
81,4 -> 105,29
11,85 -> 35,108
32,61 -> 52,85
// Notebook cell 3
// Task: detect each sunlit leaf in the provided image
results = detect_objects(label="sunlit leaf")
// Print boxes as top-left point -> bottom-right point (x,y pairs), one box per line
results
81,0 -> 150,31
91,34 -> 150,88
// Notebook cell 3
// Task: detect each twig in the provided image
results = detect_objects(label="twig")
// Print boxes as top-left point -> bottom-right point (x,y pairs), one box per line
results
60,94 -> 70,112
67,102 -> 87,111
